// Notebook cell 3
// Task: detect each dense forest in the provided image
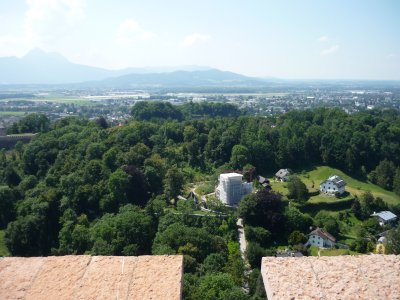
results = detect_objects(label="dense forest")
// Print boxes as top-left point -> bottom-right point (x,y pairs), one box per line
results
1,103 -> 400,299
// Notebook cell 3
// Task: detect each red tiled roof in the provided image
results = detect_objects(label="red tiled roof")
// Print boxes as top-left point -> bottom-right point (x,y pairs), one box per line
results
310,227 -> 336,242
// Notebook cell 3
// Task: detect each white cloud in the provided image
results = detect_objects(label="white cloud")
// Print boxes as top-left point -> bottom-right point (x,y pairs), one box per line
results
116,19 -> 157,45
318,35 -> 328,42
0,0 -> 87,56
181,33 -> 211,47
387,53 -> 396,58
321,44 -> 339,55
24,0 -> 87,44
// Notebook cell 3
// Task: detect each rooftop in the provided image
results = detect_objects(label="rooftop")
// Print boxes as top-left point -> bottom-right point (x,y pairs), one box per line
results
327,175 -> 346,187
275,168 -> 291,178
309,227 -> 336,242
219,172 -> 243,179
261,255 -> 400,300
0,255 -> 183,300
371,211 -> 397,221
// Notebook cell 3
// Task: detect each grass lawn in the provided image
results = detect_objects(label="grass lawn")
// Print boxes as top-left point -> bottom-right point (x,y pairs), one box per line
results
0,111 -> 27,116
33,98 -> 95,105
195,181 -> 215,196
298,166 -> 399,205
268,166 -> 399,206
0,230 -> 10,256
309,245 -> 358,256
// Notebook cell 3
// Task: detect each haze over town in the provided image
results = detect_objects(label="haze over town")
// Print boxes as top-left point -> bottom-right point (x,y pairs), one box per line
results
0,0 -> 399,80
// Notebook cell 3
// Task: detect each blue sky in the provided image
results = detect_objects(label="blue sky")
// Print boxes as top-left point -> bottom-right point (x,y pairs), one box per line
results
0,0 -> 399,79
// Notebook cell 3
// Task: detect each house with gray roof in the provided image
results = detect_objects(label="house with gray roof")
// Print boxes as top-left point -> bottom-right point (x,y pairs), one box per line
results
371,211 -> 397,226
275,168 -> 291,182
320,175 -> 346,195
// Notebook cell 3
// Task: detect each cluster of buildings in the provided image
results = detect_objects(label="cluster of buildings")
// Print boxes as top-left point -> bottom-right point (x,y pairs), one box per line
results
214,169 -> 349,207
214,168 -> 398,253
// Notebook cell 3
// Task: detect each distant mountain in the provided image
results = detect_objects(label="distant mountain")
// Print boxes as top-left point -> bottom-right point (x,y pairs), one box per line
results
81,69 -> 266,89
0,48 -> 213,85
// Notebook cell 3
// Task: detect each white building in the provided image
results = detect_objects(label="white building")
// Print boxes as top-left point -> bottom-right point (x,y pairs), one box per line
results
275,169 -> 291,182
371,211 -> 397,226
216,173 -> 253,206
320,175 -> 346,195
305,228 -> 336,248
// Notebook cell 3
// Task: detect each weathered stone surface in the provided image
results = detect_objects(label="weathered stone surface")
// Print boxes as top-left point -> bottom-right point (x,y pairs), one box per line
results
0,257 -> 44,300
261,255 -> 400,300
128,255 -> 183,300
0,255 -> 183,300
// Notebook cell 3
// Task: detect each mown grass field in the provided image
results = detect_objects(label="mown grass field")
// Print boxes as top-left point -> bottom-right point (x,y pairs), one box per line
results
268,165 -> 399,248
309,245 -> 359,256
0,230 -> 10,256
0,111 -> 27,116
269,166 -> 399,206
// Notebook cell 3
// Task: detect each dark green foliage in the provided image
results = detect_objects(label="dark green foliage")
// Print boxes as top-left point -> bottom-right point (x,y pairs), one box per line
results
131,101 -> 183,121
245,226 -> 271,247
5,214 -> 47,256
7,113 -> 50,134
230,145 -> 250,169
349,237 -> 374,253
95,116 -> 108,129
0,186 -> 15,228
238,189 -> 285,236
288,230 -> 307,246
199,253 -> 227,275
284,206 -> 313,233
180,101 -> 241,119
4,165 -> 21,186
351,197 -> 362,219
386,225 -> 400,254
246,242 -> 266,269
287,175 -> 309,202
356,191 -> 388,219
152,222 -> 222,262
1,106 -> 400,299
192,273 -> 248,300
164,166 -> 184,200
314,212 -> 340,237
225,240 -> 245,286
393,168 -> 400,196
91,204 -> 154,255
249,269 -> 267,300
369,159 -> 396,190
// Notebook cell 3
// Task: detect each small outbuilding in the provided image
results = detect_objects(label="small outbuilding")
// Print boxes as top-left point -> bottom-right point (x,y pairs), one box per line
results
258,176 -> 271,190
275,169 -> 291,182
371,211 -> 397,226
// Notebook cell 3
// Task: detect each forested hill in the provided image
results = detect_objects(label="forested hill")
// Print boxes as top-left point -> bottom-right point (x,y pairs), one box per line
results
0,106 -> 399,257
1,105 -> 399,298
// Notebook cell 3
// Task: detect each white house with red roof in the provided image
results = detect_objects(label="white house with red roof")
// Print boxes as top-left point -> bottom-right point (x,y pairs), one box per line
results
305,227 -> 336,248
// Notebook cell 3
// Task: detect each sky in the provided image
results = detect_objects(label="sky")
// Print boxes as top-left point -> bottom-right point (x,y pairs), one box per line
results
0,0 -> 399,80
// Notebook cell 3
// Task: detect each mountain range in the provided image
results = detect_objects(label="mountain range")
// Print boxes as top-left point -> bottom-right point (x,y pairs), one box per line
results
0,48 -> 265,88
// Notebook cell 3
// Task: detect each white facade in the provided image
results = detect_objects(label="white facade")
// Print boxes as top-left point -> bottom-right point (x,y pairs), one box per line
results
320,175 -> 346,195
306,228 -> 336,248
216,173 -> 252,206
307,234 -> 335,248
